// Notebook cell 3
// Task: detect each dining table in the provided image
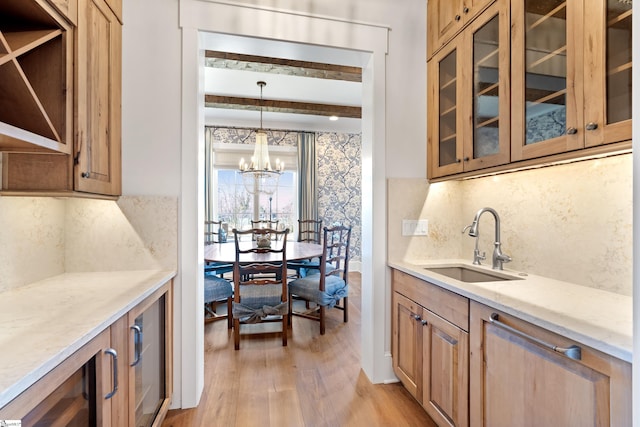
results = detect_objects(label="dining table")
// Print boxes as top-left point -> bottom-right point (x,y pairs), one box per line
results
204,241 -> 323,265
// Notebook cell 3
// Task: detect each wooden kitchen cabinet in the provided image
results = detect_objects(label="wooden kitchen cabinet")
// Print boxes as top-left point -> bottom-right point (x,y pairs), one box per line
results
392,269 -> 469,427
0,0 -> 74,154
74,0 -> 122,195
428,0 -> 510,179
469,301 -> 631,426
427,0 -> 494,59
0,328 -> 117,425
427,0 -> 632,180
0,0 -> 122,197
0,280 -> 173,426
511,0 -> 632,162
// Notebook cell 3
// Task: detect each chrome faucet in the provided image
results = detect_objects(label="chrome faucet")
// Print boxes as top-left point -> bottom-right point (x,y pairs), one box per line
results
461,224 -> 486,265
466,207 -> 512,270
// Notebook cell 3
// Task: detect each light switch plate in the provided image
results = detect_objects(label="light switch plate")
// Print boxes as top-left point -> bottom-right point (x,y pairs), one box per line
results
402,219 -> 428,236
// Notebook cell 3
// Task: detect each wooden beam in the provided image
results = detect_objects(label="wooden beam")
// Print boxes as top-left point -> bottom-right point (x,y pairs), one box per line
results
204,50 -> 362,82
205,94 -> 361,119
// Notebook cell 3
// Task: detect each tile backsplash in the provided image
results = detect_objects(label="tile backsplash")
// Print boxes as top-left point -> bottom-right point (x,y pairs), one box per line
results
388,153 -> 632,296
0,195 -> 177,292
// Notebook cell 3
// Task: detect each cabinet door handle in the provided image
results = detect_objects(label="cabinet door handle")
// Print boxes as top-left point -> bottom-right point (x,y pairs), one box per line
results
585,122 -> 598,131
463,6 -> 469,13
489,313 -> 581,360
421,319 -> 428,326
412,314 -> 421,321
566,127 -> 577,135
130,325 -> 143,367
455,14 -> 461,21
104,348 -> 118,399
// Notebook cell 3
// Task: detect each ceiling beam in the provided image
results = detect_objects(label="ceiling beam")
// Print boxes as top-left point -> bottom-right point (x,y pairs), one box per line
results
205,94 -> 362,119
205,50 -> 362,82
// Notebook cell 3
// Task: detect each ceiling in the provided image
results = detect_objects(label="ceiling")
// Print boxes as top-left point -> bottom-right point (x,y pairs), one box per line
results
203,41 -> 364,134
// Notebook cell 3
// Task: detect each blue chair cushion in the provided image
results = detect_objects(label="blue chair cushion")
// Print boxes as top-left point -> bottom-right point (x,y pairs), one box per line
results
205,261 -> 233,276
204,274 -> 233,303
289,274 -> 348,308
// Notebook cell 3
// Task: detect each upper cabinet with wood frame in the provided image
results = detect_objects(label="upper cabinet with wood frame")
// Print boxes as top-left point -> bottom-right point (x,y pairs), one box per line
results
0,0 -> 122,197
427,0 -> 495,59
427,0 -> 632,180
74,0 -> 122,195
511,0 -> 632,162
428,0 -> 510,179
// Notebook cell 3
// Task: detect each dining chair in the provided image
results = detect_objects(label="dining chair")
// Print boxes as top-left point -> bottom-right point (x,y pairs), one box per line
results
288,224 -> 351,335
231,227 -> 290,350
204,220 -> 233,277
287,218 -> 322,278
251,219 -> 280,241
204,272 -> 233,329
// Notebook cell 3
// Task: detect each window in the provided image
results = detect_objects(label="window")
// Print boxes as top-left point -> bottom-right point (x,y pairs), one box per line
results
216,169 -> 297,234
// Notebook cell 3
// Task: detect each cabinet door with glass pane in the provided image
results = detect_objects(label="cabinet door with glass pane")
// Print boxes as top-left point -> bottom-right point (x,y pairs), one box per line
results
583,0 -> 632,148
127,283 -> 172,427
511,0 -> 582,161
428,36 -> 465,179
463,0 -> 510,172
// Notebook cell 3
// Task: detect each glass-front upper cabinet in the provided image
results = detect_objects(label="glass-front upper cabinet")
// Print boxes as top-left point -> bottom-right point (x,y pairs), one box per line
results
465,1 -> 510,171
428,37 -> 464,178
428,0 -> 509,179
511,0 -> 582,161
583,0 -> 632,147
511,0 -> 632,161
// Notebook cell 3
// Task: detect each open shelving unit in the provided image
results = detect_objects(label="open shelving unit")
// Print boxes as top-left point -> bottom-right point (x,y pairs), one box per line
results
0,0 -> 73,154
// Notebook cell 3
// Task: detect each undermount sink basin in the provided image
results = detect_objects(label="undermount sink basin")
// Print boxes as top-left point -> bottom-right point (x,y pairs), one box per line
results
424,266 -> 523,283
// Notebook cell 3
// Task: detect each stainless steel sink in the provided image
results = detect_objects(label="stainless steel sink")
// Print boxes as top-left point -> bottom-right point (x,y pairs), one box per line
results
424,266 -> 523,283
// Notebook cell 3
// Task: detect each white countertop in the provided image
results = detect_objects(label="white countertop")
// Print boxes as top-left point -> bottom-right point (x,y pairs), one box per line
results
0,269 -> 176,408
389,259 -> 632,363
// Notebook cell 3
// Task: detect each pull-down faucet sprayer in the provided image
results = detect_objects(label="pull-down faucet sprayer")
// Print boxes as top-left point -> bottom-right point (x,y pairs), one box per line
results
466,207 -> 511,270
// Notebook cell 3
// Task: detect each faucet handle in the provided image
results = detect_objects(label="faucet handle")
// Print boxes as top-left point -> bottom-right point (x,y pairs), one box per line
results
473,249 -> 486,265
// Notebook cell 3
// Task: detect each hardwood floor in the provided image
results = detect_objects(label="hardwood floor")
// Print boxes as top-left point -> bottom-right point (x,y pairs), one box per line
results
162,273 -> 437,427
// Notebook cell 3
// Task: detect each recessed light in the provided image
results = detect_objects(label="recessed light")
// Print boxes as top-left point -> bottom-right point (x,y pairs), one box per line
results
329,115 -> 339,121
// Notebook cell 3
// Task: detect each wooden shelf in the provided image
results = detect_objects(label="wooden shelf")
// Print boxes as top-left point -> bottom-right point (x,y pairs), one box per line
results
440,105 -> 457,117
527,2 -> 567,32
608,9 -> 632,28
475,47 -> 498,68
440,77 -> 457,91
477,82 -> 498,97
0,2 -> 71,154
476,116 -> 499,129
526,87 -> 566,106
608,61 -> 632,76
440,133 -> 456,144
528,45 -> 567,71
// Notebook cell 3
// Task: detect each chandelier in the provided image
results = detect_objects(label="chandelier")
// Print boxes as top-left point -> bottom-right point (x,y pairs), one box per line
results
238,81 -> 283,195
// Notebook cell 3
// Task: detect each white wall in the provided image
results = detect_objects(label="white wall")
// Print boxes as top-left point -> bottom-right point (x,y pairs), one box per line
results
121,0 -> 426,409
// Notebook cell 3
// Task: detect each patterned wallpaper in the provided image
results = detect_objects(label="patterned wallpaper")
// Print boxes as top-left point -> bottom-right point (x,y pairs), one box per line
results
316,132 -> 362,263
208,127 -> 362,263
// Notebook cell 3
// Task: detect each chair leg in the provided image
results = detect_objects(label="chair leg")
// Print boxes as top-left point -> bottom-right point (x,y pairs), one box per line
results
343,296 -> 348,323
320,306 -> 326,335
227,297 -> 233,329
234,318 -> 240,350
287,295 -> 293,328
282,314 -> 288,346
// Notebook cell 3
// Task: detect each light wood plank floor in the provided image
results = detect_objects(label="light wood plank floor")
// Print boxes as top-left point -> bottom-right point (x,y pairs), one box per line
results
162,273 -> 437,427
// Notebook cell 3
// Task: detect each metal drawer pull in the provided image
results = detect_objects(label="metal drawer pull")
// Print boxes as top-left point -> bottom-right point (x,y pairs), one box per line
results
490,313 -> 582,360
104,348 -> 118,399
130,325 -> 143,367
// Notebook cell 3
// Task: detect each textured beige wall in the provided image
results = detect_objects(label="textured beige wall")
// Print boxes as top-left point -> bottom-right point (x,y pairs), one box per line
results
0,196 -> 177,292
388,154 -> 632,295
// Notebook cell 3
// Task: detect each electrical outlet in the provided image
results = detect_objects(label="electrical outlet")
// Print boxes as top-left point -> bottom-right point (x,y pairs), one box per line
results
402,219 -> 428,236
